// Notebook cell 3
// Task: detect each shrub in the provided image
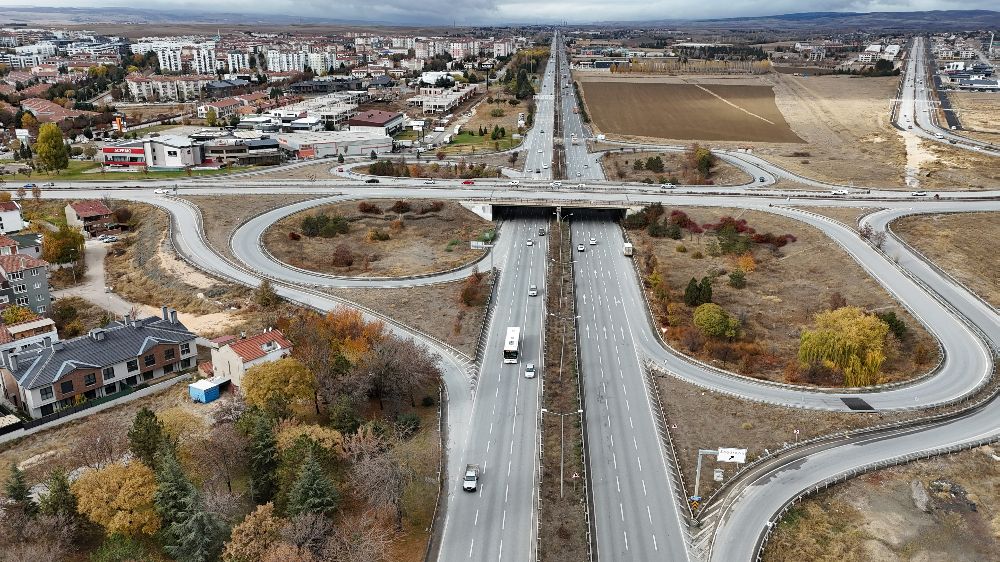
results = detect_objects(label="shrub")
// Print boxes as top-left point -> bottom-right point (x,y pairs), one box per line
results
421,395 -> 436,407
388,200 -> 412,214
693,303 -> 740,339
647,221 -> 667,238
395,412 -> 421,438
675,244 -> 686,253
490,108 -> 505,117
420,200 -> 445,214
288,232 -> 301,241
366,228 -> 390,242
390,218 -> 405,232
728,270 -> 746,288
692,251 -> 704,259
113,207 -> 133,223
358,201 -> 382,214
876,310 -> 908,340
331,245 -> 354,267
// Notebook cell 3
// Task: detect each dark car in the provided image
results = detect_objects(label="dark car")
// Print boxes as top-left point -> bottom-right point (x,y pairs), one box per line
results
365,178 -> 380,184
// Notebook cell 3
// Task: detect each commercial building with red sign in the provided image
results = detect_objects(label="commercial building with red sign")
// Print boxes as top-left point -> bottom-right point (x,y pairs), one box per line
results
101,141 -> 146,167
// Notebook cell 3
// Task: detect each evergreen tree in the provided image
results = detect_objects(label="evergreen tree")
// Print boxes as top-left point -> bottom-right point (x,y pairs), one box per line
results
4,463 -> 37,516
129,407 -> 166,469
698,277 -> 713,305
245,410 -> 279,504
683,278 -> 700,307
287,452 -> 340,516
35,123 -> 69,172
164,490 -> 226,562
39,468 -> 77,521
155,447 -> 196,529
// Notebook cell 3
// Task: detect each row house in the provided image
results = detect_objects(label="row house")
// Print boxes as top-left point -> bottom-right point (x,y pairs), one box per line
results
0,308 -> 198,419
126,73 -> 215,102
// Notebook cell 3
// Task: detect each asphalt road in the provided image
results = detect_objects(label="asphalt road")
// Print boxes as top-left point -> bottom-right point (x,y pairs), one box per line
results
572,212 -> 689,561
520,36 -> 558,181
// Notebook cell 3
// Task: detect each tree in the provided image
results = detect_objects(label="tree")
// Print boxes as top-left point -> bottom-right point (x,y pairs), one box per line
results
16,185 -> 26,200
242,409 -> 279,504
72,462 -> 160,536
356,334 -> 441,418
646,155 -> 664,173
337,153 -> 344,164
38,469 -> 78,524
164,490 -> 226,562
155,448 -> 195,532
205,107 -> 218,127
349,441 -> 412,531
693,303 -> 740,339
243,358 -> 315,417
128,407 -> 166,469
323,510 -> 394,562
20,112 -> 38,132
31,184 -> 41,203
5,463 -> 37,517
728,270 -> 746,288
34,123 -> 69,173
41,225 -> 84,266
223,503 -> 283,562
698,276 -> 713,305
683,278 -> 700,307
287,452 -> 339,516
255,278 -> 280,308
191,424 -> 247,493
0,192 -> 10,202
370,150 -> 377,160
1,305 -> 36,325
799,306 -> 890,387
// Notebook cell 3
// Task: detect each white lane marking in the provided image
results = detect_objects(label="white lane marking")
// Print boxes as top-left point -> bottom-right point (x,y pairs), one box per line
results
469,539 -> 475,558
620,503 -> 625,521
642,479 -> 647,496
475,510 -> 479,526
647,505 -> 653,525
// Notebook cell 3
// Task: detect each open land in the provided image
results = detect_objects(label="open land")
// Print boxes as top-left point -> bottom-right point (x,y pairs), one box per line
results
601,149 -> 751,185
763,446 -> 1000,562
442,92 -> 525,155
893,211 -> 1000,308
632,206 -> 938,385
947,92 -> 1000,143
578,78 -> 803,143
263,199 -> 491,277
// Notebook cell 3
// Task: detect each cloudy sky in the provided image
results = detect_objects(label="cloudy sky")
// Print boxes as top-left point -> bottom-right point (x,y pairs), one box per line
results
22,0 -> 999,24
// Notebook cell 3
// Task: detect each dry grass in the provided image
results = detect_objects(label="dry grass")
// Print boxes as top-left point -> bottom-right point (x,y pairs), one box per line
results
918,142 -> 1000,190
763,446 -> 1000,562
104,202 -> 247,314
633,206 -> 938,385
601,149 -> 750,185
893,211 -> 1000,308
180,194 -> 322,261
263,199 -> 490,278
947,92 -> 1000,143
579,79 -> 802,143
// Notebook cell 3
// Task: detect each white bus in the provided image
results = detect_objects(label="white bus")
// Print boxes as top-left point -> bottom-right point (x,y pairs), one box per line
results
503,327 -> 521,364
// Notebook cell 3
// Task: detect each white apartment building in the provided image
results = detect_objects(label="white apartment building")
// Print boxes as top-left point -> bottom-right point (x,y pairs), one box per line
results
266,49 -> 307,72
493,40 -> 513,58
227,51 -> 250,72
189,46 -> 216,74
154,47 -> 183,72
126,73 -> 214,101
308,52 -> 337,73
14,42 -> 57,56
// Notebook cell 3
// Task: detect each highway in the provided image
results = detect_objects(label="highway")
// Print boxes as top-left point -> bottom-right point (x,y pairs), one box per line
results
520,36 -> 558,181
555,34 -> 605,182
573,212 -> 688,561
896,36 -> 999,157
437,211 -> 548,562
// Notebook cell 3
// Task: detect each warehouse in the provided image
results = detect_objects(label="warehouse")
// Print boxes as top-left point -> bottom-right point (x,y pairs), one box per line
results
276,131 -> 392,158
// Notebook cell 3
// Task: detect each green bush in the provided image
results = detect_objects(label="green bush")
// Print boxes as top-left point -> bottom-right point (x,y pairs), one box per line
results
728,270 -> 746,288
693,303 -> 740,339
396,412 -> 421,438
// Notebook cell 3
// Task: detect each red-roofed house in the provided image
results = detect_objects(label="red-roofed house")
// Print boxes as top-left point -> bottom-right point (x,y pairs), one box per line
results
0,201 -> 25,234
208,328 -> 293,388
65,200 -> 119,237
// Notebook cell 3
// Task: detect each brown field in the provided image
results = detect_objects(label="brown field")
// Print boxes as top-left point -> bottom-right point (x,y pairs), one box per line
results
263,199 -> 491,277
764,446 -> 1000,562
601,150 -> 750,185
632,206 -> 938,385
579,80 -> 803,143
893,212 -> 1000,308
948,92 -> 1000,143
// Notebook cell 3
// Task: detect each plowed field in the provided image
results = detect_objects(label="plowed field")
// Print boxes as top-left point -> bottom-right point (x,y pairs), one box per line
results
581,81 -> 803,143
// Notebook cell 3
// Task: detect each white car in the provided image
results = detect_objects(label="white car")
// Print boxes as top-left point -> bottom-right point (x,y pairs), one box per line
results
423,179 -> 436,185
542,163 -> 549,169
528,284 -> 538,297
526,240 -> 533,246
589,237 -> 597,245
550,181 -> 562,187
577,183 -> 586,188
831,189 -> 849,195
660,183 -> 675,189
577,244 -> 585,252
153,188 -> 169,194
538,149 -> 543,153
910,191 -> 928,197
524,363 -> 536,379
509,180 -> 520,185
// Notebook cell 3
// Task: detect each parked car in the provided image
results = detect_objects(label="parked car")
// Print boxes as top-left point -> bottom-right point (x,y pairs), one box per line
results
103,236 -> 119,243
759,177 -> 766,182
462,180 -> 475,185
365,178 -> 380,183
550,181 -> 562,187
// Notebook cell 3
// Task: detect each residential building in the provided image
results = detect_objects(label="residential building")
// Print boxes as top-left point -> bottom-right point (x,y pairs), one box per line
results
197,98 -> 243,120
143,135 -> 204,169
0,202 -> 25,235
348,109 -> 404,136
125,73 -> 215,102
7,233 -> 42,260
0,308 -> 198,419
154,46 -> 183,72
0,316 -> 58,368
65,200 -> 118,237
19,98 -> 95,124
0,254 -> 51,314
206,328 -> 293,389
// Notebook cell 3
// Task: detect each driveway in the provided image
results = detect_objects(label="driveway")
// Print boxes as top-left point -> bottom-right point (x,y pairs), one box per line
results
52,240 -> 137,317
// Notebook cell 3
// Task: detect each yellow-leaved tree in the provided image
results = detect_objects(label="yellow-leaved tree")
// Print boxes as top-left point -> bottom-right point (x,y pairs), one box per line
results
71,462 -> 160,536
799,306 -> 890,387
243,357 -> 315,416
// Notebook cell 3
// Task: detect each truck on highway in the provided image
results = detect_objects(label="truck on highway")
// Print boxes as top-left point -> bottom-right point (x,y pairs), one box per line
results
623,242 -> 633,256
463,464 -> 480,492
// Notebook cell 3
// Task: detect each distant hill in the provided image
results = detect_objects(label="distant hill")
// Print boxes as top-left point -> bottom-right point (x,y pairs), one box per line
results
679,10 -> 1000,31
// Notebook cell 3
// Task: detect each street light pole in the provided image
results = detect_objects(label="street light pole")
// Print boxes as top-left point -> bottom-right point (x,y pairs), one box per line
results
541,408 -> 583,498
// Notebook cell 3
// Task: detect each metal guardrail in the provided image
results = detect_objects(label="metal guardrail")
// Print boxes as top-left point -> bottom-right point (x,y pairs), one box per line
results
422,382 -> 448,562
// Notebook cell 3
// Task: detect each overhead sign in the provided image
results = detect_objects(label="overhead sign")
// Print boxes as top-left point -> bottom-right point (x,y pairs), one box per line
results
717,448 -> 747,463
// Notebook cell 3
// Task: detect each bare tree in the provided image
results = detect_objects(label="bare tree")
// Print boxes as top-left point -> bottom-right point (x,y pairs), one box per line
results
280,512 -> 333,558
323,510 -> 394,562
356,335 -> 441,418
70,422 -> 126,470
201,479 -> 245,525
191,424 -> 247,493
349,441 -> 413,531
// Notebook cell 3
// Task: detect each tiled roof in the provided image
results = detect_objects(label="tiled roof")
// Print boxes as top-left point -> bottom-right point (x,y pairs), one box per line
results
0,201 -> 20,212
69,200 -> 112,218
0,254 -> 48,273
0,235 -> 16,248
11,315 -> 196,390
228,329 -> 293,362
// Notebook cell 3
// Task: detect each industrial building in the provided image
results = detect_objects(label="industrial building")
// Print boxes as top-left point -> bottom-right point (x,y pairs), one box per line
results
276,131 -> 392,158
